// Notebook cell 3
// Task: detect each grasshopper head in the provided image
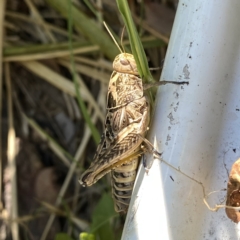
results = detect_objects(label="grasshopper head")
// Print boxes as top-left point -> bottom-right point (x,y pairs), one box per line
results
113,53 -> 139,75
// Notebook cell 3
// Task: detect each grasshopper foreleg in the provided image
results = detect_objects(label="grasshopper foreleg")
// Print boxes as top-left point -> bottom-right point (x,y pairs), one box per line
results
143,80 -> 189,90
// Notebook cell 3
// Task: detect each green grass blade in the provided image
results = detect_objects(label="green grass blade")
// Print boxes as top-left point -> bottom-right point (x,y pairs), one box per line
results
116,0 -> 154,82
45,0 -> 119,60
82,0 -> 98,17
68,0 -> 100,144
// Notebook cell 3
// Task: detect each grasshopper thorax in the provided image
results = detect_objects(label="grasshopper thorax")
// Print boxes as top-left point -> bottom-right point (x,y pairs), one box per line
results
113,53 -> 139,75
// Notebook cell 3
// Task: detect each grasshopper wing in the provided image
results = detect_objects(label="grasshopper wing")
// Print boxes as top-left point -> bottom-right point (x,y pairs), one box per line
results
80,124 -> 141,186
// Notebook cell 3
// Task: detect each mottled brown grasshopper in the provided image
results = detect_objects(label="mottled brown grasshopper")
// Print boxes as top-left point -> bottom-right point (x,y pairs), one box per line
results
79,25 -> 188,213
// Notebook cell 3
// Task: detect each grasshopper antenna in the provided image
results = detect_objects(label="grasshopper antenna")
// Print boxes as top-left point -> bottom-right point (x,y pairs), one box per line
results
121,26 -> 126,53
103,21 -> 123,53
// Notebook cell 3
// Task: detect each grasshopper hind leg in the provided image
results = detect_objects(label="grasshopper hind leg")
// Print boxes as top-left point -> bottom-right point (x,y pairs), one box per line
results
140,138 -> 163,173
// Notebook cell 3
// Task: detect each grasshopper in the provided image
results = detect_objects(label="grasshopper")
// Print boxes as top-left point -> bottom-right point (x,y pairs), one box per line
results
80,52 -> 150,212
79,26 -> 188,213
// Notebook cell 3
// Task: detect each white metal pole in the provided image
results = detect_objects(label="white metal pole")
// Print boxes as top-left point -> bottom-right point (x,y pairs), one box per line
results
122,0 -> 240,239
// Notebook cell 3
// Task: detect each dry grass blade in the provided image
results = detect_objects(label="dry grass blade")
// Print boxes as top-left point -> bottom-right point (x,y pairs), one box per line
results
73,56 -> 113,71
0,212 -> 44,223
20,60 -> 104,122
4,21 -> 18,31
59,59 -> 110,84
40,111 -> 98,240
4,41 -> 94,55
6,11 -> 81,40
133,16 -> 169,44
39,201 -> 89,230
5,63 -> 19,240
3,36 -> 163,63
45,0 -> 119,60
0,0 -> 5,221
58,59 -> 105,121
24,0 -> 55,43
4,44 -> 99,62
22,114 -> 72,167
20,60 -> 86,98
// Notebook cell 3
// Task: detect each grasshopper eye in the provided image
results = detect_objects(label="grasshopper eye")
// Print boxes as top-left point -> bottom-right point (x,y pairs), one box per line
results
120,58 -> 129,65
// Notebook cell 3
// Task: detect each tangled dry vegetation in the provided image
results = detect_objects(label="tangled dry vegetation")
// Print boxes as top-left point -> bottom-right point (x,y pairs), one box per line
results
0,0 -> 176,239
